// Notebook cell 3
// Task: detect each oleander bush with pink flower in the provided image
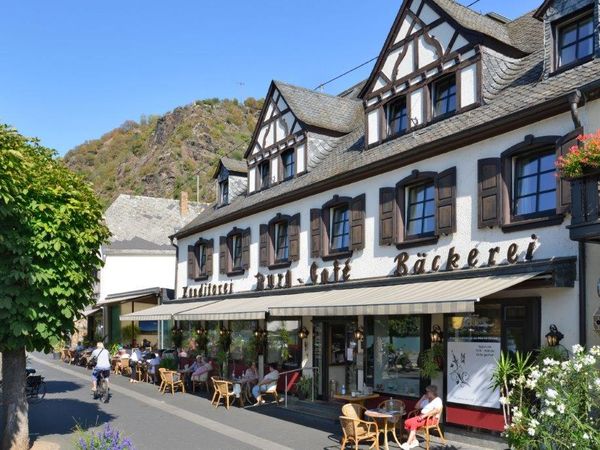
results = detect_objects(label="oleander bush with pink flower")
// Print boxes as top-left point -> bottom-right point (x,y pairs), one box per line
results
492,345 -> 600,449
556,130 -> 600,178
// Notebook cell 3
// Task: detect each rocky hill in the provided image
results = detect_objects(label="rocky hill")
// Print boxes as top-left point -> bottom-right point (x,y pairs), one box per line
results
63,97 -> 262,207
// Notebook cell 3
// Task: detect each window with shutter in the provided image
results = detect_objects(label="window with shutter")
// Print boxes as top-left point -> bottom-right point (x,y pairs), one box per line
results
205,239 -> 214,277
310,208 -> 322,258
435,167 -> 456,235
379,187 -> 396,246
351,194 -> 366,251
500,135 -> 566,232
478,158 -> 502,228
187,245 -> 196,280
288,213 -> 300,261
259,224 -> 269,267
241,228 -> 251,269
219,236 -> 227,274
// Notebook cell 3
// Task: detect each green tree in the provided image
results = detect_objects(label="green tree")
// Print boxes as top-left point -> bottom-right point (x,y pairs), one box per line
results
0,125 -> 109,449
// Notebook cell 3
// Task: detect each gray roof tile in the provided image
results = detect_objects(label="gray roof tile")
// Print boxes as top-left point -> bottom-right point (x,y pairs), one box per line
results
274,81 -> 363,134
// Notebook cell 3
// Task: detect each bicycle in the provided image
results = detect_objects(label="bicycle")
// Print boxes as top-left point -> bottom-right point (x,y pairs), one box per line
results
93,369 -> 111,403
25,368 -> 47,404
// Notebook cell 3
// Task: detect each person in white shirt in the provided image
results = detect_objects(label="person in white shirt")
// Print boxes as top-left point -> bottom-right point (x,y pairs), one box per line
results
91,342 -> 111,392
148,352 -> 162,384
401,385 -> 443,449
252,363 -> 279,405
129,348 -> 142,383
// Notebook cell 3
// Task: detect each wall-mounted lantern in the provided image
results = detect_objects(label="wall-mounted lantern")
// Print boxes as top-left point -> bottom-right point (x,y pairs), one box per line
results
353,326 -> 365,342
430,324 -> 443,344
545,324 -> 564,347
298,326 -> 310,340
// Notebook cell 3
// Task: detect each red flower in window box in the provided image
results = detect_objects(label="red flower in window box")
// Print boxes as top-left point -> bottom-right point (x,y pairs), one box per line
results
556,130 -> 600,179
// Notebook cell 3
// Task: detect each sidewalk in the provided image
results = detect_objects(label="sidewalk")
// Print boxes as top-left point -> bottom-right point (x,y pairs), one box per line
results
28,354 -> 505,449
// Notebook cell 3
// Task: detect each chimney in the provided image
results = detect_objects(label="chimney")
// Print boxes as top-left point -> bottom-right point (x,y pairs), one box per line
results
180,191 -> 189,216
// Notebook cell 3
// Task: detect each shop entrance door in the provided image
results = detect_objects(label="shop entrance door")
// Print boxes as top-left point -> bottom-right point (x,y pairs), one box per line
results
313,318 -> 358,400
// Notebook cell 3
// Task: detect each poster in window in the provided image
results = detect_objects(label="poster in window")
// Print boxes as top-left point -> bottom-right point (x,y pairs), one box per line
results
446,341 -> 501,408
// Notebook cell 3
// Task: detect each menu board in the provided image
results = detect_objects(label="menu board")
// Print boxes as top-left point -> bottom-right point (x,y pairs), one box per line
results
446,341 -> 501,408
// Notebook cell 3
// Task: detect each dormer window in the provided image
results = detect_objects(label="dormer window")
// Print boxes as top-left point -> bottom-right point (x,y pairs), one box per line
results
433,75 -> 457,118
557,13 -> 594,69
219,179 -> 229,205
281,149 -> 295,180
386,97 -> 408,137
258,161 -> 270,190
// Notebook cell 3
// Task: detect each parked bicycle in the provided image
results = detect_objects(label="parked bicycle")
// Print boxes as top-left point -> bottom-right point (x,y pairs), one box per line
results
26,368 -> 46,403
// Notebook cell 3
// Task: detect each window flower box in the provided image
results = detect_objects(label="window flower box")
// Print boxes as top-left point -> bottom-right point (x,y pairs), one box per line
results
556,131 -> 600,242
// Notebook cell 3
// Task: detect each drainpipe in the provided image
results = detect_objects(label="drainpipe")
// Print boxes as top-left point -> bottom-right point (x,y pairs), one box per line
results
569,90 -> 587,346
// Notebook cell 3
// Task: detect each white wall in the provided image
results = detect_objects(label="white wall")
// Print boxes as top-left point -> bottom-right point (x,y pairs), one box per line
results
99,254 -> 176,301
177,100 -> 600,346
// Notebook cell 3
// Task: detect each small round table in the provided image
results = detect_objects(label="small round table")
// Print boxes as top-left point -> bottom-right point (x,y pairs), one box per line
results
365,408 -> 404,450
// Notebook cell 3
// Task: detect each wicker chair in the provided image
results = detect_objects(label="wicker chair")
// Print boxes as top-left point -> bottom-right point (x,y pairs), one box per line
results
341,403 -> 367,420
210,376 -> 223,405
406,406 -> 447,450
377,399 -> 406,446
213,379 -> 236,409
120,356 -> 132,376
339,415 -> 380,450
161,370 -> 185,395
261,384 -> 280,405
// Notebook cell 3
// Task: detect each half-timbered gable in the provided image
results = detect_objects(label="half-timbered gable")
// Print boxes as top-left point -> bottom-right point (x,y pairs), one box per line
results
245,81 -> 362,194
360,0 -> 537,148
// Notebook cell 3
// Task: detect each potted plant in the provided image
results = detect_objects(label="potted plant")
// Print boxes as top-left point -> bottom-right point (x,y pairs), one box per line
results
556,130 -> 600,178
418,343 -> 444,380
295,376 -> 313,400
121,323 -> 140,347
159,356 -> 177,371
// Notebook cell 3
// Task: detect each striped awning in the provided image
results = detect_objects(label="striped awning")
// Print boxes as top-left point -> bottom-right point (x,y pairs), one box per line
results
268,273 -> 540,317
169,272 -> 539,320
119,302 -> 213,321
175,296 -> 275,321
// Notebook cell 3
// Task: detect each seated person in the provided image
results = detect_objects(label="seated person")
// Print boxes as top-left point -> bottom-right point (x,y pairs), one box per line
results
190,356 -> 212,380
148,351 -> 162,384
243,362 -> 258,384
252,363 -> 279,405
401,385 -> 443,449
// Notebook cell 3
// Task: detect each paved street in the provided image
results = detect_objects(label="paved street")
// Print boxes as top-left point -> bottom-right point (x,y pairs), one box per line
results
23,354 -> 495,449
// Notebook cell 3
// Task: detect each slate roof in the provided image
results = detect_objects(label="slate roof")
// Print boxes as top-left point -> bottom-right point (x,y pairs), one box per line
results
274,81 -> 363,134
174,6 -> 600,239
104,195 -> 207,251
220,157 -> 247,175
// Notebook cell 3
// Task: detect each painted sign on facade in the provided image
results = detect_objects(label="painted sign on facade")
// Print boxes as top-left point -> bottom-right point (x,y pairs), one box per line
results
446,340 -> 501,408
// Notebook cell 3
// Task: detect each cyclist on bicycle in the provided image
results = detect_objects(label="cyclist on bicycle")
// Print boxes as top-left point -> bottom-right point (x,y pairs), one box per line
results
91,342 -> 111,392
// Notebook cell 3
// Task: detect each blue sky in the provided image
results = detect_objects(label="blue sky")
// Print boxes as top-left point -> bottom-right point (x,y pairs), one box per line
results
0,0 -> 541,155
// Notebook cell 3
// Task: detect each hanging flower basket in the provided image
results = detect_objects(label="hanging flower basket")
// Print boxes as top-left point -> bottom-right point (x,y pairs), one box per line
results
556,130 -> 600,179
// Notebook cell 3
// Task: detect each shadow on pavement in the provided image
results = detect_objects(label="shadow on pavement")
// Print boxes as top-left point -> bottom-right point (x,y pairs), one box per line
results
44,380 -> 83,395
27,398 -> 116,445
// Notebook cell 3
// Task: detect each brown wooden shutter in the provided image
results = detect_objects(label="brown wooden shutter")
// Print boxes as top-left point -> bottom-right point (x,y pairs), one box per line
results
288,213 -> 300,261
310,208 -> 322,258
321,207 -> 330,256
242,228 -> 251,269
435,167 -> 456,235
477,158 -> 502,228
205,239 -> 214,276
556,128 -> 582,214
351,194 -> 366,250
396,185 -> 406,243
219,236 -> 227,274
259,224 -> 269,267
379,187 -> 395,246
187,245 -> 196,279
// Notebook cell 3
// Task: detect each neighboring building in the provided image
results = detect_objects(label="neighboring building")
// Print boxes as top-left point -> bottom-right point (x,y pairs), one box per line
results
93,193 -> 205,347
123,0 -> 600,434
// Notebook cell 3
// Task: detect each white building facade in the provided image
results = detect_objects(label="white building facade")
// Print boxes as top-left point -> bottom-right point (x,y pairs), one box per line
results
125,0 -> 600,433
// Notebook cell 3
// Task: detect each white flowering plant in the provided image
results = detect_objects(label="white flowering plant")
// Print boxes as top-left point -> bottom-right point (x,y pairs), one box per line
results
492,345 -> 600,449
